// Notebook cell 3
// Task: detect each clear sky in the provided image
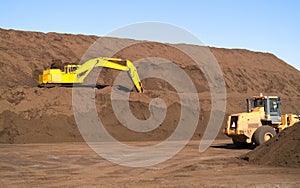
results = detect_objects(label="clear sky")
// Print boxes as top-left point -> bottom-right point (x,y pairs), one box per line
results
1,0 -> 299,70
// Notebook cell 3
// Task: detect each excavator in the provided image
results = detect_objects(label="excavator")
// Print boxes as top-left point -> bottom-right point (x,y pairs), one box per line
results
224,94 -> 299,146
38,57 -> 143,93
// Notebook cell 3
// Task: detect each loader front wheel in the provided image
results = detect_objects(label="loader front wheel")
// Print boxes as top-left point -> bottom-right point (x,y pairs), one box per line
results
252,126 -> 276,146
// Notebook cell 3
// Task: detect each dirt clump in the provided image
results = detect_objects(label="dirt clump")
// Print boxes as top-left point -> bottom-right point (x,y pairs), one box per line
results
241,123 -> 300,168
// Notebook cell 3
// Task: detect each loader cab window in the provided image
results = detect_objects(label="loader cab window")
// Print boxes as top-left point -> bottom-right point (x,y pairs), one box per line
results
247,98 -> 265,112
253,99 -> 265,108
269,98 -> 281,116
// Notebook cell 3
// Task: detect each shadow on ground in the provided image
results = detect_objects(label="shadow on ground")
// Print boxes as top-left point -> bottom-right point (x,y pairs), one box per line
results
211,143 -> 255,150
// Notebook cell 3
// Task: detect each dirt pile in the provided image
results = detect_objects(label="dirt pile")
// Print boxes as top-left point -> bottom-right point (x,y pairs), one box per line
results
0,28 -> 299,143
241,123 -> 300,168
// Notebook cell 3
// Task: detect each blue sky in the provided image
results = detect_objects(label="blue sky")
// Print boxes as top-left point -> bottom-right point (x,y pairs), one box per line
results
1,0 -> 299,70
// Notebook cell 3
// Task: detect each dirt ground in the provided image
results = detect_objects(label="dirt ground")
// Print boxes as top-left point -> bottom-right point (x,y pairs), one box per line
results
0,28 -> 300,187
0,139 -> 299,188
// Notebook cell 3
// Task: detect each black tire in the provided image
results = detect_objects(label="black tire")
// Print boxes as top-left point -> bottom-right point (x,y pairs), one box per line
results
252,126 -> 276,146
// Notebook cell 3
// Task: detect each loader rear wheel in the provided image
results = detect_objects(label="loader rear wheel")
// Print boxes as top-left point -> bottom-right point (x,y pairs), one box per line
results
252,126 -> 276,146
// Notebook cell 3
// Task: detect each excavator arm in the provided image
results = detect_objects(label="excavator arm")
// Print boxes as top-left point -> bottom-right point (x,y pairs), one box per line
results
75,57 -> 143,93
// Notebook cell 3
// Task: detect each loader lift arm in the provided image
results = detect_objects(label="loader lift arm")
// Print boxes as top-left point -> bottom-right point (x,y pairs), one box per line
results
38,57 -> 143,93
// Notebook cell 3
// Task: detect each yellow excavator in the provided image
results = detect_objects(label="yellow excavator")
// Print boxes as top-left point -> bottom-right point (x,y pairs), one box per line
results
38,57 -> 143,93
224,94 -> 299,146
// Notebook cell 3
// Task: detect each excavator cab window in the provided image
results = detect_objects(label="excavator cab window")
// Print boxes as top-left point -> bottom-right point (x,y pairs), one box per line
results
70,65 -> 79,73
64,65 -> 79,73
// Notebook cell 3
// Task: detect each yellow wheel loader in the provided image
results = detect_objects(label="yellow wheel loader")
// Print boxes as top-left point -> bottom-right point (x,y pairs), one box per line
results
38,57 -> 143,93
224,94 -> 299,146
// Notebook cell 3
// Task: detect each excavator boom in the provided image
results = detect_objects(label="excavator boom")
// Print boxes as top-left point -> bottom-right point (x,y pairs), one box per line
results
38,57 -> 143,93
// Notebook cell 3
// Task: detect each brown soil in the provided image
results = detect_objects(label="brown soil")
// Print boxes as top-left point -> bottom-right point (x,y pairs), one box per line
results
0,28 -> 299,144
241,123 -> 300,168
0,140 -> 300,187
1,28 -> 300,187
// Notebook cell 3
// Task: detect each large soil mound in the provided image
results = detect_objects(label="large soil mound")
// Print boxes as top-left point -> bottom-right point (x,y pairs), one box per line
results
241,123 -> 300,168
0,28 -> 299,143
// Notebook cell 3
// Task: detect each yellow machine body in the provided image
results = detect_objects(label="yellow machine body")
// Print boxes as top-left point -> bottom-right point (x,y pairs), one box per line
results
38,58 -> 143,93
224,95 -> 299,145
39,65 -> 80,84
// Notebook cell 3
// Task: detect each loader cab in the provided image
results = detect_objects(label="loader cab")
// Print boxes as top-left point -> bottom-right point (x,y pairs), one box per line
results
247,95 -> 282,125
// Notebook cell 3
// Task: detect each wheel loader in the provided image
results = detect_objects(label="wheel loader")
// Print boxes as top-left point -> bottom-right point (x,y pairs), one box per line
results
38,57 -> 143,93
224,94 -> 299,146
